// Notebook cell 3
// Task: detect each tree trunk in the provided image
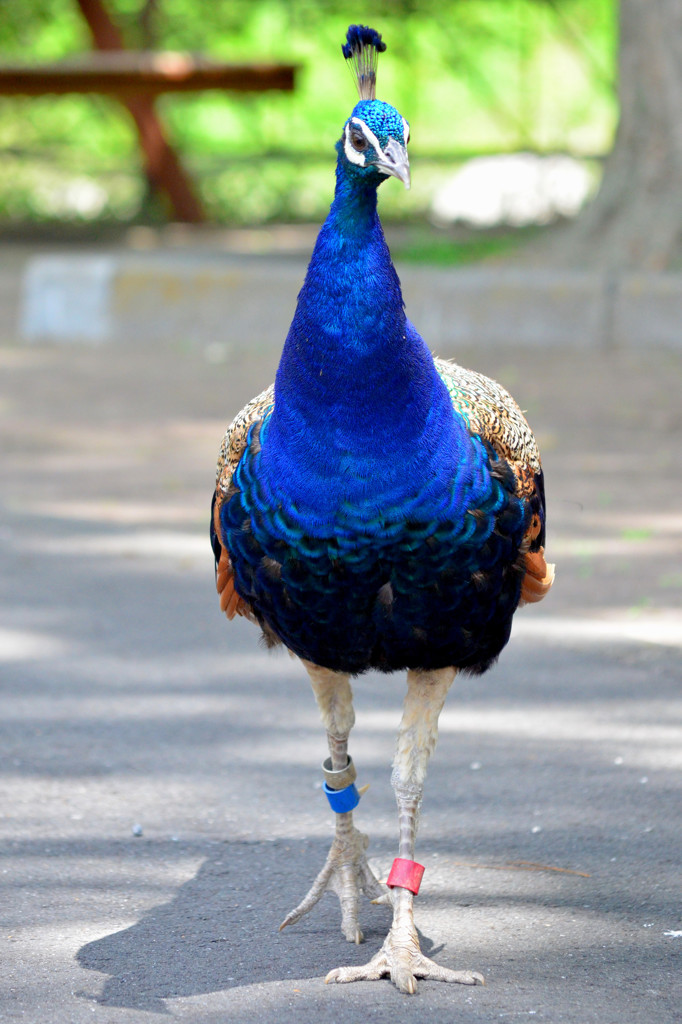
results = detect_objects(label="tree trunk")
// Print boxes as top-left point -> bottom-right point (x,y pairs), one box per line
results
544,0 -> 682,270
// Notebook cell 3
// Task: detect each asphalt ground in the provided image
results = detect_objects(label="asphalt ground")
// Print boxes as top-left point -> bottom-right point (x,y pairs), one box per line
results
1,300 -> 681,1022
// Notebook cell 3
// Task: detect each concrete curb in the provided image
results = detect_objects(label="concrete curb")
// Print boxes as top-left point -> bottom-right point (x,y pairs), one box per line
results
16,252 -> 682,349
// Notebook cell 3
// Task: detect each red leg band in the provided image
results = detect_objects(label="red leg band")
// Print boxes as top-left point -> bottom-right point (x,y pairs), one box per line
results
386,857 -> 425,895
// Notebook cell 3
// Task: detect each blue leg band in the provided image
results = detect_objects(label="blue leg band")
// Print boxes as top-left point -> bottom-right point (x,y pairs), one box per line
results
323,781 -> 360,813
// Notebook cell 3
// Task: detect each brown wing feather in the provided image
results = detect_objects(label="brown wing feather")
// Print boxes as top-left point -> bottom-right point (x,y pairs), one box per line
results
213,490 -> 249,620
520,547 -> 555,605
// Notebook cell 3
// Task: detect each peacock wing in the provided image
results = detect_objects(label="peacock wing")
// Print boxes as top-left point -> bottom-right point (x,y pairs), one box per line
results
434,358 -> 554,604
212,383 -> 275,620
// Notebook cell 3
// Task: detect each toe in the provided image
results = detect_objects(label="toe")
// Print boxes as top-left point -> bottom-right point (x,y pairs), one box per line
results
340,923 -> 364,944
392,966 -> 418,994
417,959 -> 485,986
326,966 -> 362,985
370,891 -> 393,906
325,959 -> 386,984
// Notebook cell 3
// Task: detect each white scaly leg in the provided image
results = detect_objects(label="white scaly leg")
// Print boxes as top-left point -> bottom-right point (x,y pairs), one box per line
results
326,666 -> 484,993
279,660 -> 385,943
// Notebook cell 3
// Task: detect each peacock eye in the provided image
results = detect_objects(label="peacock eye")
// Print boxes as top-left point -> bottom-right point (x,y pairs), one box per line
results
350,132 -> 368,152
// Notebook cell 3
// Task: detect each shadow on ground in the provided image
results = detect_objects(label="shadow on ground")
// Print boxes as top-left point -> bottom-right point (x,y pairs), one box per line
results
76,838 -> 395,1013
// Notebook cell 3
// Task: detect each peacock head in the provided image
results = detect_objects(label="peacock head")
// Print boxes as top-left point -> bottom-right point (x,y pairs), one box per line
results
337,25 -> 410,189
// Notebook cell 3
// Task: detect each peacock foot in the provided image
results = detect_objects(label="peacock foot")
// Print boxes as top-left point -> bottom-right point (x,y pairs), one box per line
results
279,813 -> 386,943
325,888 -> 484,994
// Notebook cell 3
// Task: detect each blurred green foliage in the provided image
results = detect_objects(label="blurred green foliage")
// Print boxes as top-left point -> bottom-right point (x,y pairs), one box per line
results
0,0 -> 617,225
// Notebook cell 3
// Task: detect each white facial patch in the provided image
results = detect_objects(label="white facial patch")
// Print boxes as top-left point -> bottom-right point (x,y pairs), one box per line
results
351,117 -> 385,162
343,122 -> 367,167
402,118 -> 410,144
344,117 -> 386,168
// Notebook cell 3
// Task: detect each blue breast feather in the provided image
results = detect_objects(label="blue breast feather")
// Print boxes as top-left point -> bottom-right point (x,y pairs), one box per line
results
220,410 -> 530,675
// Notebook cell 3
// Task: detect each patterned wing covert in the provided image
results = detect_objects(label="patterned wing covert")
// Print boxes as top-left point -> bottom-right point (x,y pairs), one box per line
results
212,383 -> 275,620
434,358 -> 540,474
215,383 -> 275,495
435,358 -> 554,605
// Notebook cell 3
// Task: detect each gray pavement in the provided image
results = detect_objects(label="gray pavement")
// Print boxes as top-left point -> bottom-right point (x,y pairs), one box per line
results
1,269 -> 681,1022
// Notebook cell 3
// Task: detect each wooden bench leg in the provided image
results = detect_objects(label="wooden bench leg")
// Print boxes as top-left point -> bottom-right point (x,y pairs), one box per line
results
76,0 -> 204,223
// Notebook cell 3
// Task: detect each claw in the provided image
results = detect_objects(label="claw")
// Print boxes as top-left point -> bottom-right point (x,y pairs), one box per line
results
279,817 -> 386,941
394,967 -> 417,994
370,891 -> 393,906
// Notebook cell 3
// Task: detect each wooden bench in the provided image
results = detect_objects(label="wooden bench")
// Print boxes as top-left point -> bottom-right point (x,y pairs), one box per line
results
0,52 -> 296,98
0,0 -> 298,222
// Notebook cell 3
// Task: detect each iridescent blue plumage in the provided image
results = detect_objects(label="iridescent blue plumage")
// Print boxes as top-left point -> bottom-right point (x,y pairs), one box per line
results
342,25 -> 386,61
221,417 -> 529,672
349,100 -> 406,145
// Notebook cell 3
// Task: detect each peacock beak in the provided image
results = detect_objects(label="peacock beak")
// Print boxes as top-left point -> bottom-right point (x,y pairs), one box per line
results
375,138 -> 411,189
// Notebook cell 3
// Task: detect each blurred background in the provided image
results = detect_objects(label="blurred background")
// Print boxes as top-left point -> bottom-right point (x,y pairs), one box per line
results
0,0 -> 618,263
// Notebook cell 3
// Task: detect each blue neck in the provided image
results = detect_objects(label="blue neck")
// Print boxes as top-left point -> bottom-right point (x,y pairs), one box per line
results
275,166 -> 411,416
258,161 -> 470,523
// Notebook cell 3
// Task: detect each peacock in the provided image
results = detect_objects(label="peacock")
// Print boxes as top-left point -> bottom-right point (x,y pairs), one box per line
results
211,25 -> 554,995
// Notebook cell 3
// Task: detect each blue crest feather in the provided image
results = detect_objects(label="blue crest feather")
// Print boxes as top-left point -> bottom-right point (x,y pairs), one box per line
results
342,24 -> 386,101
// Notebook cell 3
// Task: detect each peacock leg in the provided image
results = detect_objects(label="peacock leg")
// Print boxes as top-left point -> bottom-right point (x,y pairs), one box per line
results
326,666 -> 484,993
279,660 -> 385,944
